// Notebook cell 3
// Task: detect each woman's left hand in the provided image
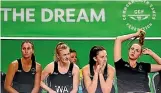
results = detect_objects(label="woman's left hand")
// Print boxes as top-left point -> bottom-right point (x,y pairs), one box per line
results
142,48 -> 153,55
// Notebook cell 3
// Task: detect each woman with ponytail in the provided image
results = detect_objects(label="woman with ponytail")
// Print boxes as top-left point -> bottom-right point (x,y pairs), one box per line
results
41,42 -> 80,93
4,40 -> 42,93
82,46 -> 115,93
114,30 -> 161,93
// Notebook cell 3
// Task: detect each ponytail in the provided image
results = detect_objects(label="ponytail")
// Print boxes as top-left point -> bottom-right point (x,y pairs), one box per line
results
139,31 -> 145,46
128,31 -> 145,46
31,54 -> 35,62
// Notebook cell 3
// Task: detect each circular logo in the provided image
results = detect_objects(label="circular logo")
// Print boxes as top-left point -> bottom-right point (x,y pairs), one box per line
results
31,68 -> 36,74
122,0 -> 156,31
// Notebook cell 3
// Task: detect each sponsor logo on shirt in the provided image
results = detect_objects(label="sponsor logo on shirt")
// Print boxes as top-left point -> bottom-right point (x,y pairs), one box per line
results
53,72 -> 58,75
17,70 -> 22,72
125,64 -> 130,68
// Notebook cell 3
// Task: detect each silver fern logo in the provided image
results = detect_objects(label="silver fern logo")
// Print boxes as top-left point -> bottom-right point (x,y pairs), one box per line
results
31,68 -> 36,74
122,0 -> 156,31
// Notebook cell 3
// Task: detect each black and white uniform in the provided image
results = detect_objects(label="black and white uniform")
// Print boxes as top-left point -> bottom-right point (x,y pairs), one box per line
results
12,59 -> 36,93
47,62 -> 73,93
156,71 -> 161,93
1,71 -> 7,93
115,58 -> 151,93
83,64 -> 115,93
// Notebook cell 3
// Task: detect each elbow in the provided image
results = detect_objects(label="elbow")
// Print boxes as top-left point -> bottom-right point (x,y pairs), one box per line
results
31,87 -> 40,93
86,87 -> 94,93
40,81 -> 44,87
72,88 -> 78,93
34,86 -> 40,91
102,90 -> 110,93
87,88 -> 96,93
87,90 -> 94,93
158,59 -> 161,65
4,84 -> 10,92
102,87 -> 111,93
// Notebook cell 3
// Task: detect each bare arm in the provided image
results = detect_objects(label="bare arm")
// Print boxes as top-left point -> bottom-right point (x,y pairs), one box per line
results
82,65 -> 99,93
99,65 -> 115,93
31,63 -> 42,93
142,48 -> 161,65
142,48 -> 161,72
114,30 -> 142,62
70,64 -> 80,93
150,52 -> 161,65
41,62 -> 56,93
4,61 -> 19,93
150,64 -> 161,72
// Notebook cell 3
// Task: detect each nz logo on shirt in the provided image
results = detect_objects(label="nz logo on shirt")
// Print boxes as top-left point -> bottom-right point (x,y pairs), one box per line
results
31,68 -> 36,75
138,65 -> 145,73
68,71 -> 72,77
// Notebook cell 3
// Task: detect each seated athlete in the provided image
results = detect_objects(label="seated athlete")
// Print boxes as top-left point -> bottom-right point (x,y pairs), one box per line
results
41,42 -> 80,93
82,46 -> 115,93
4,40 -> 42,93
156,71 -> 161,93
114,29 -> 161,93
1,71 -> 7,93
69,49 -> 77,64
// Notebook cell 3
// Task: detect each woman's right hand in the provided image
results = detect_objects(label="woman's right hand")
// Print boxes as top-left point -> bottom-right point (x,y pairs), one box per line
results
135,29 -> 146,37
95,65 -> 101,74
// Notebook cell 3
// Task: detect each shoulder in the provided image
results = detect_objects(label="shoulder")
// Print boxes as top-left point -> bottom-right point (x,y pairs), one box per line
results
139,62 -> 151,67
72,63 -> 80,74
115,58 -> 127,67
35,62 -> 42,72
118,58 -> 126,62
138,62 -> 151,72
73,63 -> 79,70
82,64 -> 90,74
82,65 -> 89,71
43,61 -> 55,74
139,62 -> 151,66
115,58 -> 125,64
108,64 -> 115,71
11,60 -> 18,65
108,64 -> 115,74
10,60 -> 19,68
7,60 -> 19,72
36,62 -> 41,68
46,61 -> 55,68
